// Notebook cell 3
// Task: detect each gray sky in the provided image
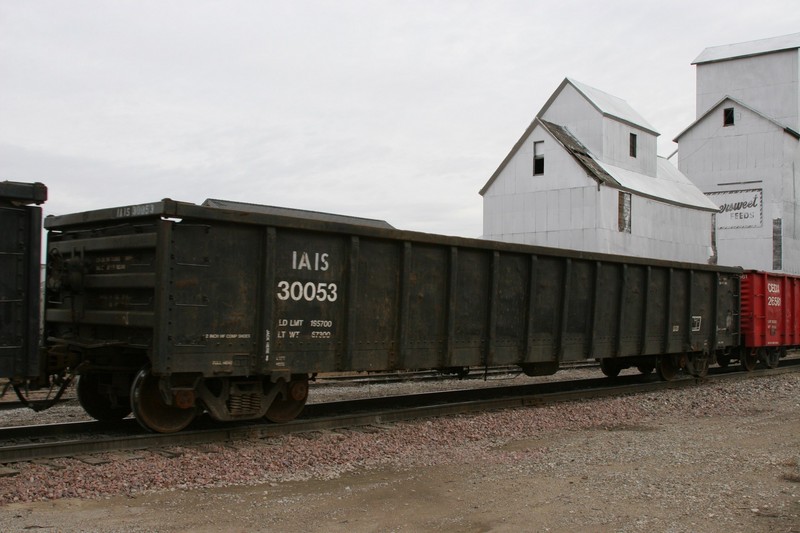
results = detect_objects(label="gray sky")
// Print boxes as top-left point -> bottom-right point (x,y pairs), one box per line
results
2,1 -> 799,238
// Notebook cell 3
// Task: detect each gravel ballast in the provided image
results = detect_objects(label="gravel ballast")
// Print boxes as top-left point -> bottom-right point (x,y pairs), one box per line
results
0,371 -> 798,532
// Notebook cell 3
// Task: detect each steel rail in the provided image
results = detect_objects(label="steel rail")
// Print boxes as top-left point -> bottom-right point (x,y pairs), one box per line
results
1,362 -> 798,465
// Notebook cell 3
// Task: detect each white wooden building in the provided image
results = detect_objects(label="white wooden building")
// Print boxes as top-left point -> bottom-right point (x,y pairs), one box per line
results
676,33 -> 800,273
481,78 -> 718,263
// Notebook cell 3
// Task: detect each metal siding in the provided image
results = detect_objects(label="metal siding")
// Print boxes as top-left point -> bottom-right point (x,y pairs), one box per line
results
540,82 -> 607,157
453,248 -> 492,365
0,203 -> 42,379
602,117 -> 658,176
696,49 -> 799,130
402,243 -> 449,368
349,238 -> 401,370
163,223 -> 262,375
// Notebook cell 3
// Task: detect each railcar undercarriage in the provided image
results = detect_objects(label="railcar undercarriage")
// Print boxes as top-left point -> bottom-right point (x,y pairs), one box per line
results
73,367 -> 311,433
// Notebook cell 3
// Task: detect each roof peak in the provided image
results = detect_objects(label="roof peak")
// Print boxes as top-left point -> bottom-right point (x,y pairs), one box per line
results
673,95 -> 800,141
543,78 -> 659,135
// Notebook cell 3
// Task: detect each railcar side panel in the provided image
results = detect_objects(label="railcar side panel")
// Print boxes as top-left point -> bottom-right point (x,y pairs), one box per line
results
161,222 -> 262,375
643,267 -> 669,353
591,262 -> 622,358
349,238 -> 402,370
452,248 -> 493,366
527,255 -> 564,360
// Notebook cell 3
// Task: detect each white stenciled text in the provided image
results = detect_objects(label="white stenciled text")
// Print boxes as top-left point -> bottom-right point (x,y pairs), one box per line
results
276,281 -> 338,302
292,251 -> 329,271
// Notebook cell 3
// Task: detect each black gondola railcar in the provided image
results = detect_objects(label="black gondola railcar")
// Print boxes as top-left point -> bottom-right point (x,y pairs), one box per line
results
41,198 -> 741,432
0,181 -> 47,382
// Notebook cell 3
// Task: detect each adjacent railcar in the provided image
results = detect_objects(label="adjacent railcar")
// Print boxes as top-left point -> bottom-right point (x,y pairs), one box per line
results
42,198 -> 742,432
737,271 -> 800,369
0,181 -> 47,382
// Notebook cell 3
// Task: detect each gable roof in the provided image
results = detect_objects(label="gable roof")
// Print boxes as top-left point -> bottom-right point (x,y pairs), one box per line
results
673,95 -> 800,142
693,32 -> 800,65
480,119 -> 718,211
539,78 -> 659,135
481,78 -> 661,196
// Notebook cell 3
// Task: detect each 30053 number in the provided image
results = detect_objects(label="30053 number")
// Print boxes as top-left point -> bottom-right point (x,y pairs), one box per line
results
276,281 -> 338,302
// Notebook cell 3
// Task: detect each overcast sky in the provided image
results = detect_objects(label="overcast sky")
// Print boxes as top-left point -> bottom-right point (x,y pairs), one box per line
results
2,1 -> 799,238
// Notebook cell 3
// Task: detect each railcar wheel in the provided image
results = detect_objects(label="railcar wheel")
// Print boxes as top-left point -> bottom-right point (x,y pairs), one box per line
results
656,355 -> 680,381
77,373 -> 132,421
764,348 -> 780,369
265,375 -> 309,423
130,369 -> 195,433
600,359 -> 621,378
741,350 -> 758,372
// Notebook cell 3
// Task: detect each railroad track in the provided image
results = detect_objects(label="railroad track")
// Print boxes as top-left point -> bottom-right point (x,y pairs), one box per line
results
2,361 -> 798,465
309,363 -> 598,386
0,363 -> 596,410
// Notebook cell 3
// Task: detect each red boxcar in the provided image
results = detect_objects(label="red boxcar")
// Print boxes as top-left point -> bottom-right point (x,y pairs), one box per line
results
738,270 -> 800,368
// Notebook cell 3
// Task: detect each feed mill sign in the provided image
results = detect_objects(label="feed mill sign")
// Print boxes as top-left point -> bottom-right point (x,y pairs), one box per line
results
708,189 -> 763,229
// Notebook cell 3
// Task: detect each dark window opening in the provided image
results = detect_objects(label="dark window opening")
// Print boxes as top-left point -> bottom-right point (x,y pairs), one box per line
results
618,191 -> 631,233
533,141 -> 544,175
724,107 -> 735,126
629,133 -> 637,158
710,213 -> 718,265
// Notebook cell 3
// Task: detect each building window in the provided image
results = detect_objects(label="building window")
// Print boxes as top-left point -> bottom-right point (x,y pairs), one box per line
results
618,191 -> 631,233
723,107 -> 734,126
629,133 -> 637,158
533,141 -> 544,175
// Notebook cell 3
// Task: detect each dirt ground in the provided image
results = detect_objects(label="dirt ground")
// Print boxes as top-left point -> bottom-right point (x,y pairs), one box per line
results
3,398 -> 800,533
